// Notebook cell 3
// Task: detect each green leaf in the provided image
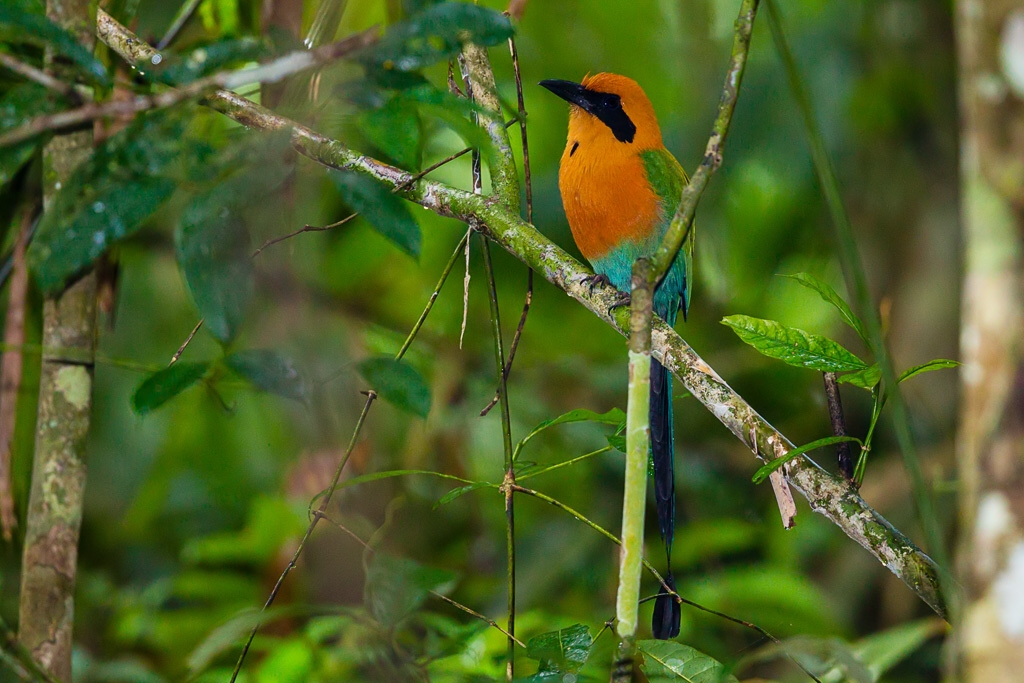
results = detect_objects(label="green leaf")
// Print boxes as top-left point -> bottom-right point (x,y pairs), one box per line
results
187,606 -> 304,676
364,1 -> 513,72
182,496 -> 305,565
364,553 -> 457,628
524,624 -> 592,676
741,636 -> 870,683
434,482 -> 490,509
358,96 -> 423,170
224,349 -> 308,402
515,407 -> 625,460
395,85 -> 501,166
331,171 -> 420,257
837,364 -> 881,390
257,639 -> 313,683
29,111 -> 185,294
0,83 -> 61,184
606,434 -> 626,453
131,361 -> 210,415
721,315 -> 868,373
333,469 -> 487,494
0,5 -> 109,85
781,272 -> 868,343
175,196 -> 254,344
751,435 -> 863,484
357,357 -> 431,417
638,640 -> 738,683
898,358 -> 958,384
147,37 -> 270,85
843,617 -> 945,681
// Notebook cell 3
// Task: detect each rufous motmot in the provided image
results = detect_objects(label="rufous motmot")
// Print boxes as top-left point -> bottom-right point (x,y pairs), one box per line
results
541,73 -> 692,640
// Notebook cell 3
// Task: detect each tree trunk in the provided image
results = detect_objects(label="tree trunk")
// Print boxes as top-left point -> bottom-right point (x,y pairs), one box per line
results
955,0 -> 1024,679
17,0 -> 97,678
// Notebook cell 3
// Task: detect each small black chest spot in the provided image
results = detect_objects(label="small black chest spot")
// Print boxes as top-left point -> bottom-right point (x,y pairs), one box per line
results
569,140 -> 579,157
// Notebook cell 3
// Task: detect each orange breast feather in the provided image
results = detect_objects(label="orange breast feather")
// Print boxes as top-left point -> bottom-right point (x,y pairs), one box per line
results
558,135 -> 661,262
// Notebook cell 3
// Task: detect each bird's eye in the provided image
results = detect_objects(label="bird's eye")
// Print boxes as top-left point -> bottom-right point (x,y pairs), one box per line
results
604,95 -> 620,109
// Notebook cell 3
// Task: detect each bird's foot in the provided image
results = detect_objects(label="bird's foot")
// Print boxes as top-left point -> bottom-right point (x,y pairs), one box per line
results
608,291 -> 631,312
581,273 -> 631,313
581,272 -> 612,294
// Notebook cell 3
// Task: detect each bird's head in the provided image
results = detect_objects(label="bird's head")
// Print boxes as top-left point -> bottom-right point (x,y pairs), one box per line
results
540,73 -> 663,151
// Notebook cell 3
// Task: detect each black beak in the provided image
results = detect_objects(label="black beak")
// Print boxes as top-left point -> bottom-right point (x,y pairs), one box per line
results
539,79 -> 591,110
539,78 -> 637,143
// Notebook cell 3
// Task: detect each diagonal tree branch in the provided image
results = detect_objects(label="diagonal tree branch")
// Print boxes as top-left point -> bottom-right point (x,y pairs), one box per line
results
0,27 -> 378,148
95,8 -> 946,619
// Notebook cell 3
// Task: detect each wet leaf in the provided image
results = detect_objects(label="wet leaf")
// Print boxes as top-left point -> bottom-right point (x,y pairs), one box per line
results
722,315 -> 868,373
131,362 -> 210,415
176,196 -> 254,344
224,349 -> 308,402
524,624 -> 592,677
363,1 -> 513,73
357,357 -> 431,417
358,96 -> 423,169
0,83 -> 61,184
781,272 -> 868,343
29,111 -> 186,294
364,553 -> 456,628
0,5 -> 109,85
147,37 -> 270,85
331,171 -> 420,257
639,640 -> 738,683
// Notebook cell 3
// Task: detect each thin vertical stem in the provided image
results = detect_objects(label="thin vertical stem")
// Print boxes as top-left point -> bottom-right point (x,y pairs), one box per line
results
481,32 -> 533,418
822,372 -> 854,482
460,47 -> 517,680
395,231 -> 470,361
230,391 -> 376,683
612,259 -> 653,682
0,203 -> 33,541
481,234 -> 516,682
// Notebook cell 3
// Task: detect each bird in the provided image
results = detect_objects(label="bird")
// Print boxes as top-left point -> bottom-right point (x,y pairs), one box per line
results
541,73 -> 692,640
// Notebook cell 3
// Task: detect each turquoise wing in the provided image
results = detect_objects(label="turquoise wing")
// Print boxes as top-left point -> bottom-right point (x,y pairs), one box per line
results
641,148 -> 694,321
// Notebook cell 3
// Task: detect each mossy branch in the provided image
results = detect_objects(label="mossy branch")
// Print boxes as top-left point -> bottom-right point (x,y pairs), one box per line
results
95,8 -> 946,619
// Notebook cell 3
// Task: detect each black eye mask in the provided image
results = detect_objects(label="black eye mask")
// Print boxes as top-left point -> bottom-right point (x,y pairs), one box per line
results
539,79 -> 637,143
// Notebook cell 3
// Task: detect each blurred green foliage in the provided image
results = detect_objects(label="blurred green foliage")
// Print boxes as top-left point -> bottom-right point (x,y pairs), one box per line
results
0,0 -> 959,680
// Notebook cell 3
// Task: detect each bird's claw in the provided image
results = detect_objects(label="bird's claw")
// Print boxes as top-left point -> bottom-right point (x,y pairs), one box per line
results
581,273 -> 630,314
608,292 -> 631,312
581,272 -> 612,294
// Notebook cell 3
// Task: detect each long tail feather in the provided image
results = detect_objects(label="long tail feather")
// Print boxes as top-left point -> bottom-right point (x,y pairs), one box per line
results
649,356 -> 679,639
652,571 -> 681,640
650,357 -> 675,550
